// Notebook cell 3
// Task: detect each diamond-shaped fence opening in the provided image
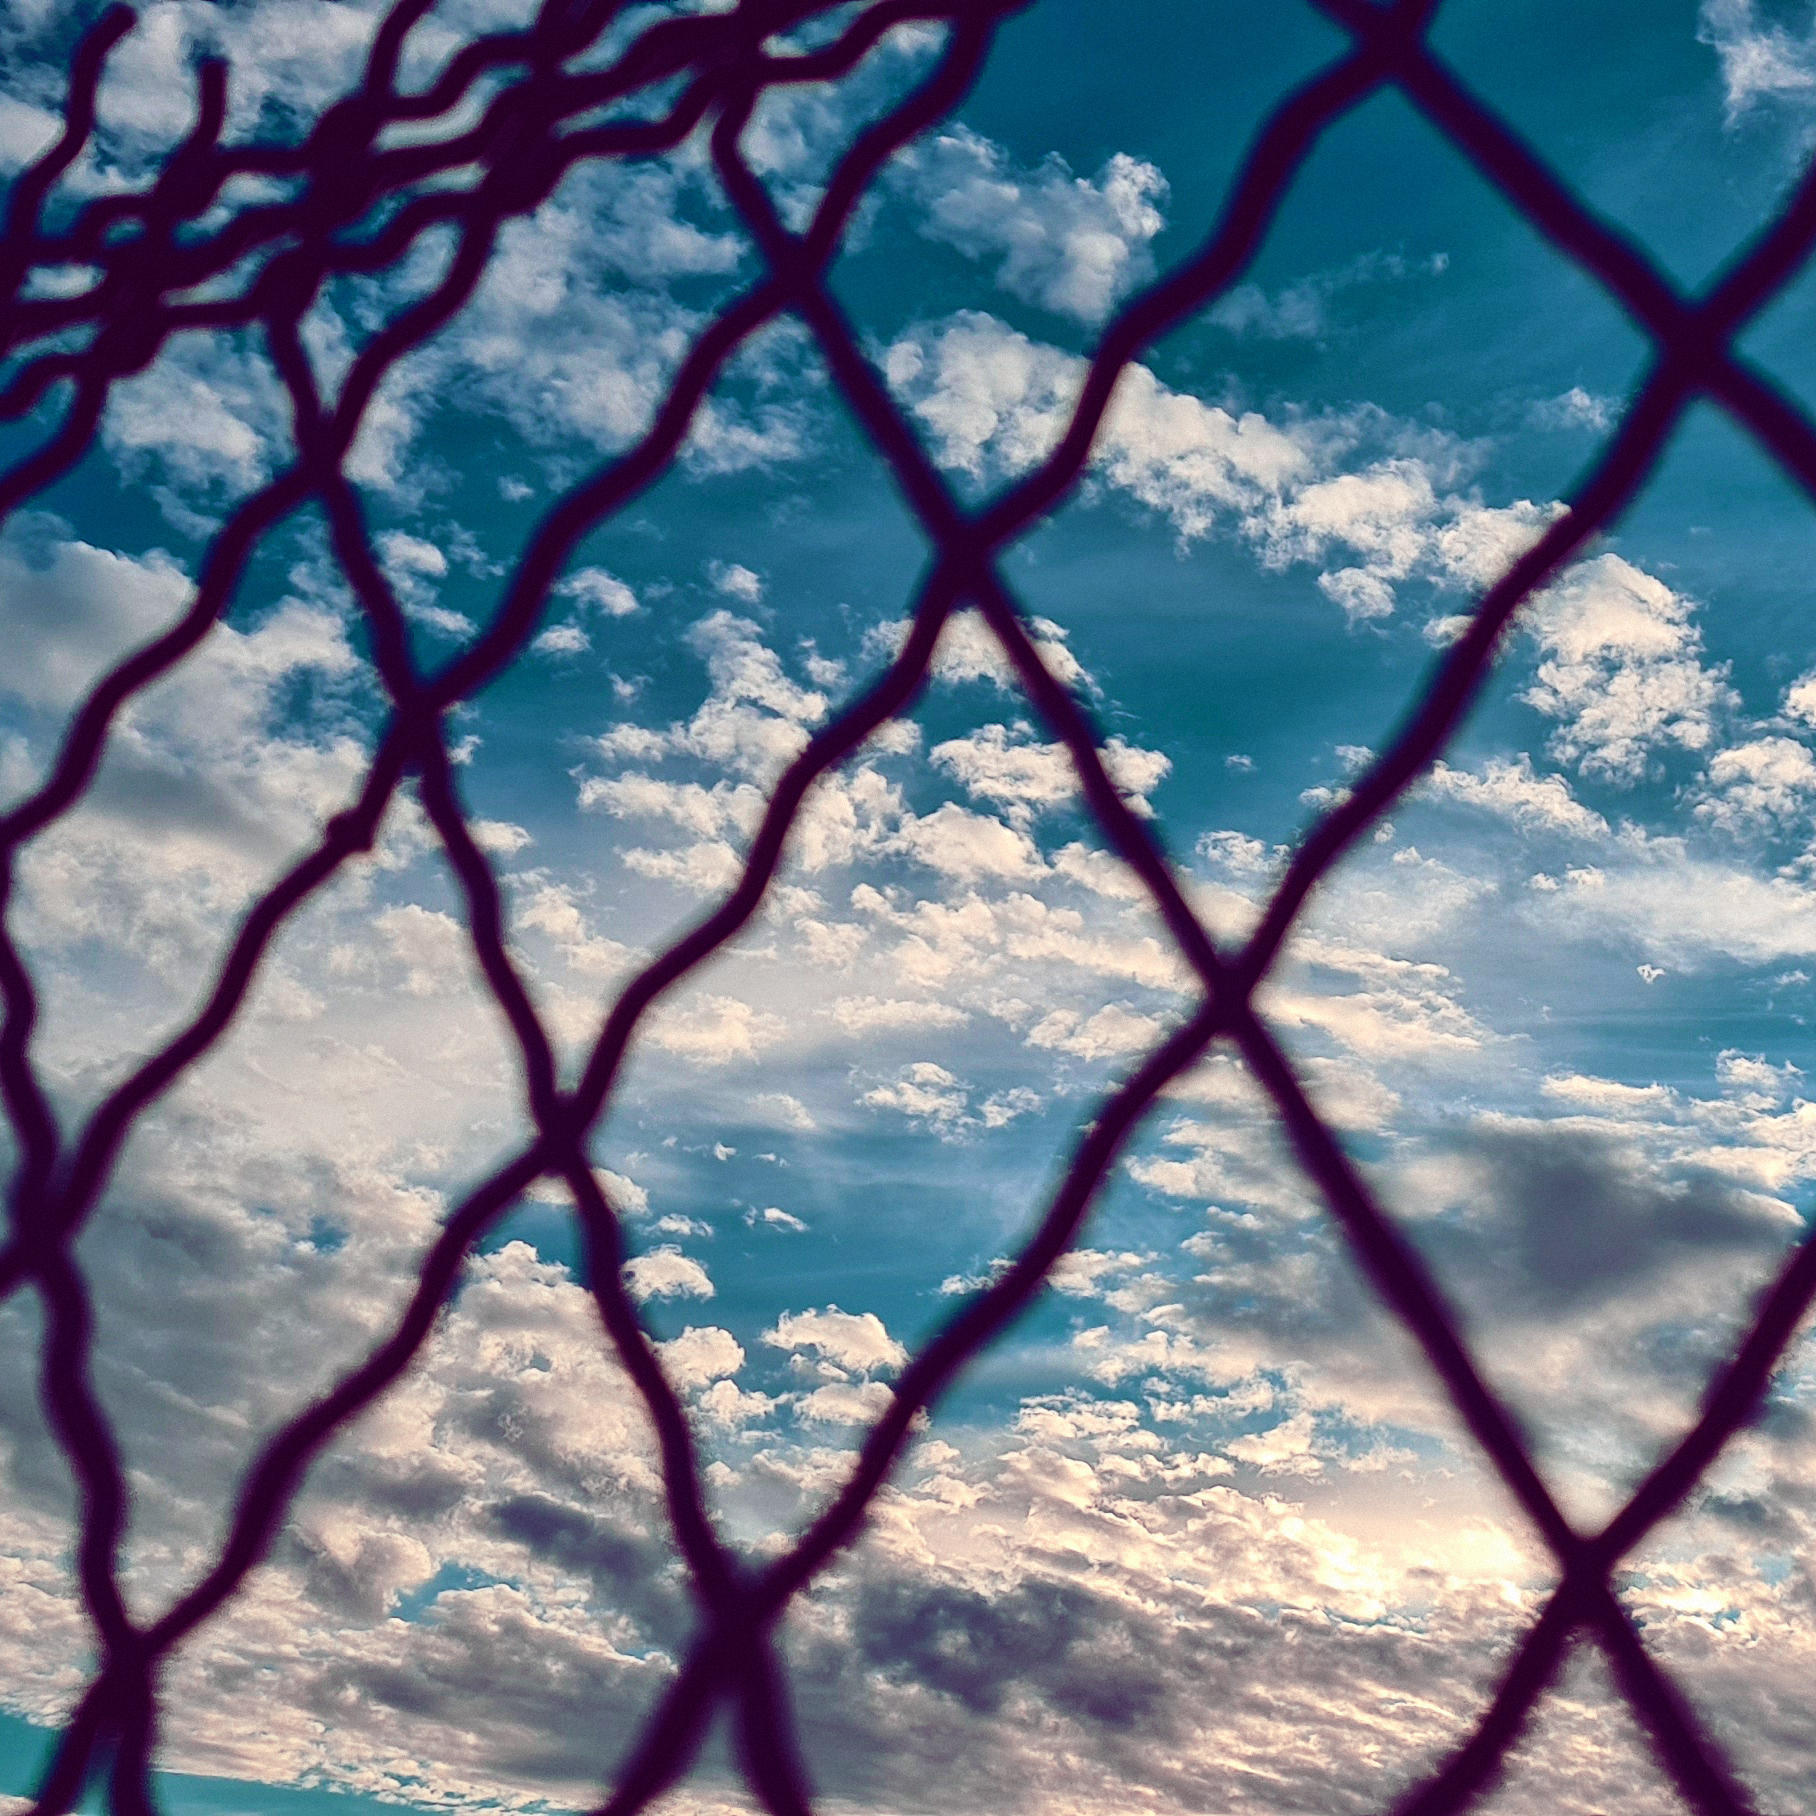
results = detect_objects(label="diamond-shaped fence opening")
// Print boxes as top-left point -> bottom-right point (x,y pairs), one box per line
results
2,1 -> 1815,1813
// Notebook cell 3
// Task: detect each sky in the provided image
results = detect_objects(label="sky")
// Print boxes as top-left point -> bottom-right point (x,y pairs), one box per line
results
7,0 -> 1816,1812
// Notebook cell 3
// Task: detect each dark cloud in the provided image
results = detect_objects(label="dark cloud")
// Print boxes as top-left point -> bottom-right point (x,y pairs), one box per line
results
848,1573 -> 1170,1727
488,1493 -> 692,1644
1422,1123 -> 1793,1315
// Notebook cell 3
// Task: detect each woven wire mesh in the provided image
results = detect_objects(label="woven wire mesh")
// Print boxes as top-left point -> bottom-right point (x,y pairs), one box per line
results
3,0 -> 1815,1812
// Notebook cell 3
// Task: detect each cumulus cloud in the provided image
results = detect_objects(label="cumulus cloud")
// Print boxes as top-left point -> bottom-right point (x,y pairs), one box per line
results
657,1325 -> 744,1389
930,724 -> 1169,824
862,1060 -> 973,1129
865,607 -> 1089,692
1424,754 -> 1610,839
645,993 -> 784,1065
588,610 -> 828,798
1528,831 -> 1816,966
895,801 -> 1047,883
1526,385 -> 1618,433
765,1306 -> 907,1375
1700,0 -> 1816,118
373,903 -> 473,997
1696,735 -> 1816,829
0,522 -> 194,715
884,310 -> 1558,619
1522,554 -> 1736,781
557,566 -> 639,617
832,996 -> 970,1034
898,126 -> 1168,324
621,1246 -> 714,1302
1027,1003 -> 1165,1061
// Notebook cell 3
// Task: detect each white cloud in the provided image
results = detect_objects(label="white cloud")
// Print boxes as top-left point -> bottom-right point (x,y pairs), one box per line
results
1223,1410 -> 1322,1476
898,126 -> 1168,324
1522,554 -> 1735,781
1535,832 -> 1816,965
748,1206 -> 808,1233
1527,386 -> 1617,433
884,311 -> 1556,619
1424,754 -> 1609,838
0,92 -> 58,171
1027,1003 -> 1164,1061
1700,0 -> 1816,117
557,566 -> 639,616
797,1379 -> 894,1425
0,525 -> 194,713
645,994 -> 784,1066
1263,945 -> 1486,1060
471,819 -> 532,855
865,607 -> 1088,692
373,903 -> 471,997
1696,735 -> 1816,828
1784,666 -> 1816,726
621,1245 -> 714,1302
896,801 -> 1046,883
587,611 -> 828,793
696,1377 -> 777,1428
536,625 -> 590,672
862,1061 -> 972,1128
765,1307 -> 907,1375
930,724 -> 1169,823
709,561 -> 764,602
751,1091 -> 818,1131
657,1325 -> 744,1389
832,996 -> 970,1034
102,329 -> 291,504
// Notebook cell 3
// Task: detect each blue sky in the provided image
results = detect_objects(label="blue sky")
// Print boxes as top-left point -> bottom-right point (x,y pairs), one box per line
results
6,1 -> 1816,1812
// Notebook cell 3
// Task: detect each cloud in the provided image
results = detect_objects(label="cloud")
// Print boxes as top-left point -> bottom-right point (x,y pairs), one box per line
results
832,996 -> 970,1034
0,92 -> 58,171
657,1325 -> 744,1389
1532,830 -> 1816,966
557,566 -> 640,617
1700,0 -> 1816,118
751,1091 -> 818,1131
101,327 -> 292,510
1424,754 -> 1610,839
645,994 -> 785,1065
798,1380 -> 895,1424
1027,1003 -> 1165,1061
1783,666 -> 1816,725
587,611 -> 829,795
865,607 -> 1089,692
747,1206 -> 808,1233
1695,735 -> 1816,829
708,560 -> 764,602
862,1061 -> 972,1128
897,126 -> 1168,324
1522,554 -> 1735,781
0,523 -> 194,715
884,311 -> 1558,619
1526,385 -> 1618,433
1208,249 -> 1448,343
764,1307 -> 907,1375
621,1246 -> 714,1302
930,724 -> 1169,824
373,903 -> 473,997
896,801 -> 1047,883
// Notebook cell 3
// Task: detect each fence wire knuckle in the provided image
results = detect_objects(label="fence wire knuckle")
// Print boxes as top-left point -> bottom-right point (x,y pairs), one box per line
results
2,2 -> 1814,1813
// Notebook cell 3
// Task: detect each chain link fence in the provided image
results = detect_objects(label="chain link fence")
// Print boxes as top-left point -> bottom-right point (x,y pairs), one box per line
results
2,1 -> 1813,1811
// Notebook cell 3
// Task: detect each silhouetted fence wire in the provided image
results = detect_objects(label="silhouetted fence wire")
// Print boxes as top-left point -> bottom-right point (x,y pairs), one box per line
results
3,1 -> 1815,1812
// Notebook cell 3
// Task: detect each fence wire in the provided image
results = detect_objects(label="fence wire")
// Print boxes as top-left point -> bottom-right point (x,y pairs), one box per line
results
2,0 -> 1815,1812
